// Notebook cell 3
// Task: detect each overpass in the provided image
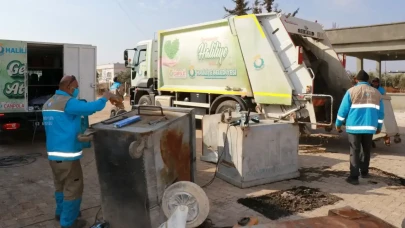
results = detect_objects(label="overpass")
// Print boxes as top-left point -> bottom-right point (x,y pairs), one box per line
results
325,22 -> 405,77
326,22 -> 405,111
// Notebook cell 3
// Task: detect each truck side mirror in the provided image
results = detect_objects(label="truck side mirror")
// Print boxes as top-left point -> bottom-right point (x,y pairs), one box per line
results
124,50 -> 128,63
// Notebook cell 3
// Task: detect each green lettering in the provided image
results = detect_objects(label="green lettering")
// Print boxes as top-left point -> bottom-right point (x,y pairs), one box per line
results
7,60 -> 26,79
4,81 -> 25,99
197,41 -> 228,65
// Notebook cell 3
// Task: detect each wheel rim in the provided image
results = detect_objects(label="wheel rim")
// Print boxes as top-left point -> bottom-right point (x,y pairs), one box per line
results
218,106 -> 235,114
167,192 -> 199,222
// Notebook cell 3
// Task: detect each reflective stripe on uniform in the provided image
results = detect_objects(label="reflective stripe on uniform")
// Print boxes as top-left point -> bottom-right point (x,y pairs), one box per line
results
351,104 -> 380,110
43,110 -> 64,113
337,115 -> 345,121
48,151 -> 83,158
378,119 -> 384,123
346,126 -> 377,131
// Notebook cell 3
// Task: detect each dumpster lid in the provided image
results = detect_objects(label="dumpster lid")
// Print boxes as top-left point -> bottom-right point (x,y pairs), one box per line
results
91,106 -> 188,133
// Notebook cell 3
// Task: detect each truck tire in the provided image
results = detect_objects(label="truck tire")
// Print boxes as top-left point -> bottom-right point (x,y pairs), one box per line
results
138,95 -> 152,106
215,100 -> 238,114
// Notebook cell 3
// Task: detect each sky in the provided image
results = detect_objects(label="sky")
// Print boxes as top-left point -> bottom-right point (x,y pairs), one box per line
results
1,0 -> 405,72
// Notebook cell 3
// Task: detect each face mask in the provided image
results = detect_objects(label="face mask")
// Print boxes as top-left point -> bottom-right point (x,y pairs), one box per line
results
72,88 -> 79,98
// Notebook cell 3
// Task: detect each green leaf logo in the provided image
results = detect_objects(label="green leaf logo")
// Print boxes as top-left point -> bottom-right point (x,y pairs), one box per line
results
164,39 -> 179,60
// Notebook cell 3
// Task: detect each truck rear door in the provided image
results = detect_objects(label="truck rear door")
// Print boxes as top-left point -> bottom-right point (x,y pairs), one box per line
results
0,40 -> 28,113
63,44 -> 97,102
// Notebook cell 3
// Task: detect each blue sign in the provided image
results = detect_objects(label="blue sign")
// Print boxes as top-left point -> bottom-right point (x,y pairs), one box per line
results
0,44 -> 27,56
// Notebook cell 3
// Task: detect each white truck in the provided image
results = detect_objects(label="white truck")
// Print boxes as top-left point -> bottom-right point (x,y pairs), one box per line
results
0,39 -> 96,138
122,12 -> 400,142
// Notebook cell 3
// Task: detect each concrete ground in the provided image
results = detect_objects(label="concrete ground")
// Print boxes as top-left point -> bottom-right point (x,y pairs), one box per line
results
1,100 -> 405,228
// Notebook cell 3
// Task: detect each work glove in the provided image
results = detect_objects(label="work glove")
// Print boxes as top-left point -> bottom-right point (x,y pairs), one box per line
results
376,129 -> 381,134
102,91 -> 114,100
336,126 -> 342,133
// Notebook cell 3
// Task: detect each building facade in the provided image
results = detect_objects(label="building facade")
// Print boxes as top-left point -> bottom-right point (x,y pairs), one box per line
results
97,63 -> 126,83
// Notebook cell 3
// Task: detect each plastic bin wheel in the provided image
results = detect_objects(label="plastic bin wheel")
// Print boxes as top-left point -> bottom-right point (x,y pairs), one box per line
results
162,181 -> 209,228
394,135 -> 401,144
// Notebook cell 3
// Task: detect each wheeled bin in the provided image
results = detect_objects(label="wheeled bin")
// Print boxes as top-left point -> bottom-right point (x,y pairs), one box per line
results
82,106 -> 196,228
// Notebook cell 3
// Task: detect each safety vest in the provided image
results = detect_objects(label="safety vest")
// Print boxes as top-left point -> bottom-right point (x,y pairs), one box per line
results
42,94 -> 83,161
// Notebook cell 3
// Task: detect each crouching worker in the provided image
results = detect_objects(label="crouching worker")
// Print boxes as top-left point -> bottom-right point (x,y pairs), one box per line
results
109,77 -> 125,110
42,75 -> 114,228
335,70 -> 385,185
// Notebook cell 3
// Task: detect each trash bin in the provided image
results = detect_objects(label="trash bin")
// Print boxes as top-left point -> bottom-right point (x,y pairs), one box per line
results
87,106 -> 196,228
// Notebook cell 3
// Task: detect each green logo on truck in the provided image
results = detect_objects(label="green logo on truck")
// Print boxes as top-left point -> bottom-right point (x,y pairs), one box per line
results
3,81 -> 24,99
7,60 -> 25,79
3,60 -> 25,99
253,55 -> 264,70
164,39 -> 180,59
197,41 -> 228,65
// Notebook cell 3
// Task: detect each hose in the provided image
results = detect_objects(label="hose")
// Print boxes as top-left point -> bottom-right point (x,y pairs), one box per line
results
0,153 -> 42,168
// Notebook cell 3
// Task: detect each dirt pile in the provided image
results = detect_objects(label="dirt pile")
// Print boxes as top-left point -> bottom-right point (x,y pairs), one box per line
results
237,186 -> 342,220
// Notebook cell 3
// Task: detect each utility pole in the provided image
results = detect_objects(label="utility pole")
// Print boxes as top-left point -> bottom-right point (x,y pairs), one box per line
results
385,61 -> 387,87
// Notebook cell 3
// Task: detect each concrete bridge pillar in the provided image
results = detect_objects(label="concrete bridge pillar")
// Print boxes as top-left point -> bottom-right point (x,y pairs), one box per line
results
356,57 -> 364,72
376,60 -> 382,79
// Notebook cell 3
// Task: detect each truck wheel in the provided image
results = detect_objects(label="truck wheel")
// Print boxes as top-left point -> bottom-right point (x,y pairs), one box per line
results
138,95 -> 152,106
215,100 -> 238,114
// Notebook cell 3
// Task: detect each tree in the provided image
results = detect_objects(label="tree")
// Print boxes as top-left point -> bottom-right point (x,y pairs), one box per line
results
261,0 -> 274,13
252,0 -> 262,14
273,3 -> 282,13
224,0 -> 251,17
116,69 -> 131,85
261,1 -> 298,16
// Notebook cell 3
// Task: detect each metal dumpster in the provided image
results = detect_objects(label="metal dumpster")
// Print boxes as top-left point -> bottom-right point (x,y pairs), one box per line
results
373,95 -> 401,144
86,106 -> 196,228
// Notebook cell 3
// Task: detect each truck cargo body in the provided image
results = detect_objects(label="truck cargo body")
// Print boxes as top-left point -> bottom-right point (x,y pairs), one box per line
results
125,13 -> 353,129
0,39 -> 96,136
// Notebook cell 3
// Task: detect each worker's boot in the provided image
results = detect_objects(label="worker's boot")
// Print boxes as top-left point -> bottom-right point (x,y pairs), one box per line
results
55,192 -> 64,221
60,199 -> 83,228
56,212 -> 81,221
61,219 -> 87,228
345,176 -> 359,185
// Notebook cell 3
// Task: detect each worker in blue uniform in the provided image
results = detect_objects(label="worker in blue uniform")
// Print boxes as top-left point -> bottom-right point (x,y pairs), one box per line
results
42,75 -> 114,228
371,78 -> 386,95
110,77 -> 121,91
109,76 -> 125,110
335,70 -> 385,185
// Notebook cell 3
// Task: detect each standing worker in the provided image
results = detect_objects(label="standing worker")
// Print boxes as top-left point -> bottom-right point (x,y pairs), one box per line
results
42,75 -> 114,228
335,70 -> 385,185
371,78 -> 386,95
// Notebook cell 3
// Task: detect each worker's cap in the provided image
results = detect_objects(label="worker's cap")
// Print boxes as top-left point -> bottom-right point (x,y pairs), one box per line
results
355,70 -> 369,81
372,78 -> 380,83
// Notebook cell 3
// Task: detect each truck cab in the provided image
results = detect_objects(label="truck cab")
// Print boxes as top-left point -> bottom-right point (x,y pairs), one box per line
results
126,40 -> 158,107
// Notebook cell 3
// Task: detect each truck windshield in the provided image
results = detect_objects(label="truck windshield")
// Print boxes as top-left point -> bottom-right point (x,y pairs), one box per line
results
132,49 -> 139,67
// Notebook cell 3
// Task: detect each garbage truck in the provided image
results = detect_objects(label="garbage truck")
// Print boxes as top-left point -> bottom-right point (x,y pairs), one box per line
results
0,39 -> 97,139
122,12 -> 401,143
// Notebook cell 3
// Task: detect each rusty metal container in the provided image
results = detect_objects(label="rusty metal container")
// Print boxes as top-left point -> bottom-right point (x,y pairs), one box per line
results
89,105 -> 196,228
